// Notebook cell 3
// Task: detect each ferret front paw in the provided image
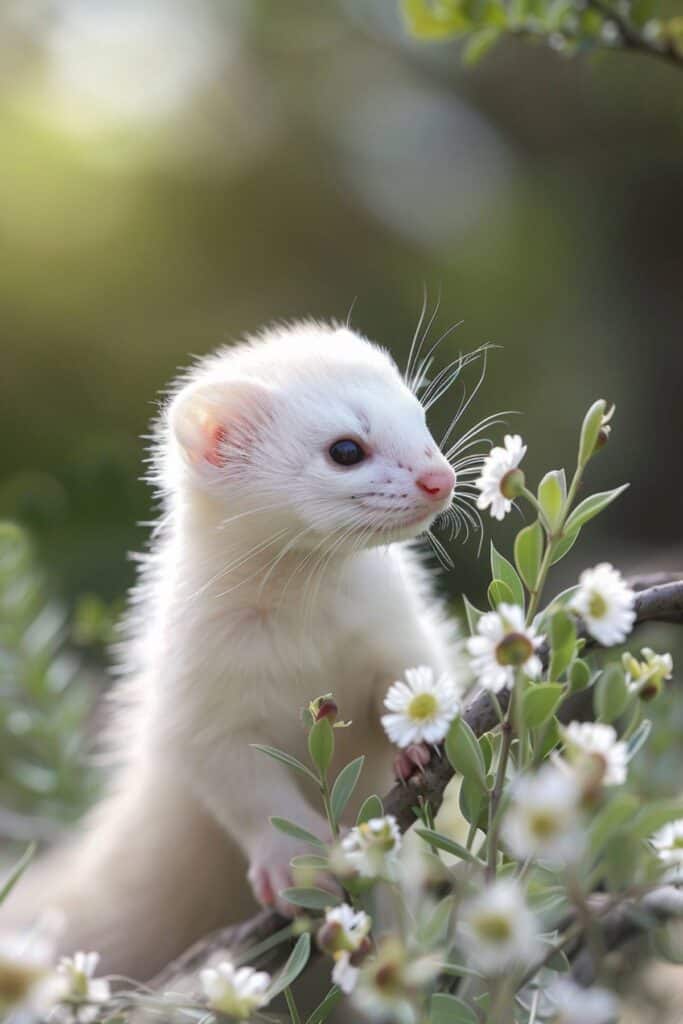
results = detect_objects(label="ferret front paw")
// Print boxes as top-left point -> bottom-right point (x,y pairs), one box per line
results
247,832 -> 337,917
393,742 -> 432,783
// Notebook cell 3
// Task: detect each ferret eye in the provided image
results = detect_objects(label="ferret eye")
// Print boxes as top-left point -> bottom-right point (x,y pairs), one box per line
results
329,439 -> 366,467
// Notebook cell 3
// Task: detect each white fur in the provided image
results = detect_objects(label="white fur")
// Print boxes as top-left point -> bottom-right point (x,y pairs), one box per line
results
2,321 -> 467,979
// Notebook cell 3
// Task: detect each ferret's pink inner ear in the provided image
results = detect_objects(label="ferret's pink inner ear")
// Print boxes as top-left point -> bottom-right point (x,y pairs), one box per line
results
170,378 -> 271,472
205,424 -> 229,468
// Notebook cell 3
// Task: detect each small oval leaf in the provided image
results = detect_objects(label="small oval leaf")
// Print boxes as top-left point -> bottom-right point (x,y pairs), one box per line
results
330,756 -> 364,825
446,718 -> 488,793
490,542 -> 525,608
522,684 -> 564,728
308,718 -> 334,779
514,521 -> 544,591
356,794 -> 384,825
594,663 -> 629,723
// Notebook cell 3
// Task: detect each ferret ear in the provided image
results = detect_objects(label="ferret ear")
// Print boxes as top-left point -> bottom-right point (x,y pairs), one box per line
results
169,377 -> 273,471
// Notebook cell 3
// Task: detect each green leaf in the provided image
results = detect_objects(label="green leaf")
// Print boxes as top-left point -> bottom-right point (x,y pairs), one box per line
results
0,843 -> 36,904
487,578 -> 515,609
330,756 -> 364,825
280,888 -> 341,912
537,470 -> 566,531
291,854 -> 329,870
305,986 -> 343,1024
594,664 -> 629,723
416,827 -> 481,864
446,718 -> 488,793
271,817 -> 326,849
463,594 -> 485,635
430,992 -> 478,1024
564,484 -> 630,535
589,792 -> 640,855
417,895 -> 454,946
268,933 -> 312,997
308,718 -> 334,779
479,733 -> 493,773
627,718 -> 652,759
630,799 -> 683,839
534,715 -> 561,759
463,26 -> 502,64
401,0 -> 471,40
549,610 -> 577,679
459,775 -> 487,829
356,794 -> 383,825
514,521 -> 544,591
603,832 -> 641,890
568,658 -> 591,693
490,542 -> 525,608
252,744 -> 319,784
522,684 -> 564,728
548,527 -> 580,566
578,399 -> 607,466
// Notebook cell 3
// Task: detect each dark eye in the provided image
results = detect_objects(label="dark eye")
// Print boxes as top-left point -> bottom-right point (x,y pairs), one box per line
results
329,439 -> 366,467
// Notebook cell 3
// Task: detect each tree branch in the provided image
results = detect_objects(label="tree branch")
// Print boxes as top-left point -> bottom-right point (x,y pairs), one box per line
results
571,886 -> 683,986
152,574 -> 683,991
584,0 -> 683,70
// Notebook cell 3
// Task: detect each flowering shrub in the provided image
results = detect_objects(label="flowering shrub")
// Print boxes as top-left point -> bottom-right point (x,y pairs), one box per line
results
1,398 -> 681,1023
400,0 -> 683,71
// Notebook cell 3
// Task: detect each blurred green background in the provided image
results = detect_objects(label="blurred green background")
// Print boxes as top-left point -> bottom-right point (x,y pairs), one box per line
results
1,0 -> 682,608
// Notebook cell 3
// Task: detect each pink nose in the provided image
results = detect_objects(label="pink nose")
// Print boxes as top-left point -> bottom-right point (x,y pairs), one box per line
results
416,467 -> 456,501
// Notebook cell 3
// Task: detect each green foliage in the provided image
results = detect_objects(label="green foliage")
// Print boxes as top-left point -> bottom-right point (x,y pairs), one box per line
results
0,522 -> 98,824
445,717 -> 488,792
401,0 -> 683,68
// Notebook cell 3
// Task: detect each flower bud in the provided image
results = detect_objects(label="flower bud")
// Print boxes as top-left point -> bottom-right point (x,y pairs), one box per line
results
349,936 -> 372,967
317,920 -> 344,955
315,699 -> 338,724
499,467 -> 525,500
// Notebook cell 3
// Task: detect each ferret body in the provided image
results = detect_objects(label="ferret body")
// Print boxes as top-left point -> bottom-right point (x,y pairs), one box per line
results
3,321 -> 465,979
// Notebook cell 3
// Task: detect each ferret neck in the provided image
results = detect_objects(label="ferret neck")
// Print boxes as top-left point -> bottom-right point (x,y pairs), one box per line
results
172,487 -> 353,607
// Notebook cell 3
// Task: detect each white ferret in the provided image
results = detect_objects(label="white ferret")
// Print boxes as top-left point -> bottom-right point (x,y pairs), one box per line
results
3,320 -> 469,980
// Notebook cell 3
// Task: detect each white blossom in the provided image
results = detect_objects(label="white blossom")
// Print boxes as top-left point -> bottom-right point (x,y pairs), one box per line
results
651,820 -> 683,873
502,764 -> 584,863
458,879 -> 540,974
547,977 -> 619,1023
560,721 -> 628,787
0,929 -> 57,1017
467,604 -> 544,693
623,647 -> 673,699
53,951 -> 110,1021
571,563 -> 635,646
353,937 -> 438,1024
381,667 -> 460,748
336,816 -> 402,879
200,960 -> 270,1019
319,904 -> 372,995
475,434 -> 527,520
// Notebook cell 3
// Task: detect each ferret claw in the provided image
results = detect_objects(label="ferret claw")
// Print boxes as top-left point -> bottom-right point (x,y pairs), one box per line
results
393,742 -> 432,783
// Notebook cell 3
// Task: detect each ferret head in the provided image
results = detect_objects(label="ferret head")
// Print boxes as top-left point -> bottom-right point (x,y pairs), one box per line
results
164,322 -> 457,551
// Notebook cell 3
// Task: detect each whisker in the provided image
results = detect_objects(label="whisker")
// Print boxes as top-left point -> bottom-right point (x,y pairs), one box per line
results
440,346 -> 498,449
426,529 -> 454,571
404,284 -> 429,390
407,289 -> 441,394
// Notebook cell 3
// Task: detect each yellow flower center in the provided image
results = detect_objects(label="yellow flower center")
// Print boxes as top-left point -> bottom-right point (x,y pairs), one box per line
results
0,962 -> 43,1008
408,693 -> 438,721
528,810 -> 560,839
588,592 -> 608,619
475,913 -> 513,944
495,632 -> 533,667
